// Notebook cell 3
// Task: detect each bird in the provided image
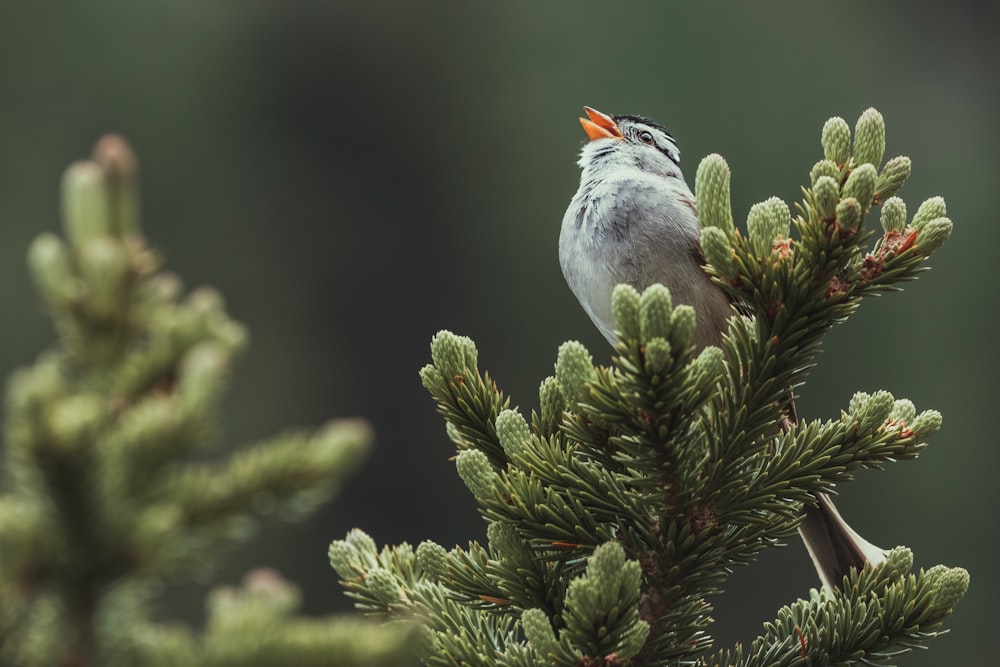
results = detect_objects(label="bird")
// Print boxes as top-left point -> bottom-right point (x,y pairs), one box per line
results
559,105 -> 886,590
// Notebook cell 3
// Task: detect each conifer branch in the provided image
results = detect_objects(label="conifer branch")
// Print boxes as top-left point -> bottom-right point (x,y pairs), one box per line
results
0,136 -> 413,666
330,108 -> 967,666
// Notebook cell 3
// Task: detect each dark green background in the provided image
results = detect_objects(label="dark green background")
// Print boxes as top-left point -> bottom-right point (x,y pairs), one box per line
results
1,2 -> 995,664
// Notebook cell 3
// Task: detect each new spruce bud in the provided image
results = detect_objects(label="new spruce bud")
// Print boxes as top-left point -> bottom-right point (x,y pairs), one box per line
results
841,163 -> 877,213
47,394 -> 104,451
670,305 -> 697,350
693,345 -> 725,386
430,330 -> 478,378
78,237 -> 130,320
611,284 -> 641,342
813,175 -> 840,221
859,389 -> 894,430
28,233 -> 77,306
810,159 -> 840,185
931,566 -> 970,610
455,449 -> 495,499
61,160 -> 111,247
521,608 -> 559,657
538,376 -> 564,435
915,217 -> 953,253
92,134 -> 140,237
911,196 -> 947,230
495,408 -> 530,457
748,197 -> 790,254
821,116 -> 851,165
328,540 -> 360,579
853,107 -> 886,167
177,342 -> 230,411
555,341 -> 595,405
876,155 -> 912,201
487,521 -> 520,560
415,540 -> 449,580
694,154 -> 734,234
643,337 -> 672,376
365,567 -> 402,605
884,546 -> 915,576
344,527 -> 377,557
880,197 -> 907,233
848,391 -> 871,417
639,284 -> 673,341
700,226 -> 736,279
910,409 -> 943,438
889,398 -> 916,424
835,197 -> 863,233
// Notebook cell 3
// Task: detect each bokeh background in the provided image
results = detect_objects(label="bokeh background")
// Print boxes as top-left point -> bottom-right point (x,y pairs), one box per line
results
1,2 -> 996,664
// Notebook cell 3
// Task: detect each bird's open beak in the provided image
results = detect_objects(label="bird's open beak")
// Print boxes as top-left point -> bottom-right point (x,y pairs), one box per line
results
580,106 -> 623,141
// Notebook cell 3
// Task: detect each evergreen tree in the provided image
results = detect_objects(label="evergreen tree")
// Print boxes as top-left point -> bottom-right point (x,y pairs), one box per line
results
329,108 -> 968,666
0,136 -> 414,666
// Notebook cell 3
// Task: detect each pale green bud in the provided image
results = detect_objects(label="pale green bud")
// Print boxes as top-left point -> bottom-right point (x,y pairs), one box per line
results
813,175 -> 840,221
639,284 -> 673,341
611,284 -> 641,342
415,540 -> 448,579
538,376 -> 564,433
555,341 -> 595,405
914,217 -> 952,253
910,409 -> 943,438
587,541 -> 641,598
860,389 -> 894,429
365,567 -> 401,605
694,154 -> 734,234
848,391 -> 871,417
883,546 -> 914,577
344,528 -> 377,556
762,196 -> 791,239
693,346 -> 725,385
889,398 -> 916,424
700,226 -> 736,279
931,566 -> 969,610
643,337 -> 672,376
177,342 -> 230,411
92,134 -> 140,237
487,521 -> 519,559
521,608 -> 559,656
821,116 -> 851,165
430,330 -> 478,378
214,320 -> 249,355
61,160 -> 111,247
495,408 -> 530,457
875,156 -> 911,201
879,197 -> 907,233
810,159 -> 840,185
455,449 -> 495,499
328,540 -> 358,578
835,197 -> 862,232
28,233 -> 77,306
911,196 -> 947,230
48,394 -> 104,451
841,163 -> 878,212
748,197 -> 790,254
419,364 -> 444,391
78,237 -> 130,320
670,305 -> 697,349
853,107 -> 886,167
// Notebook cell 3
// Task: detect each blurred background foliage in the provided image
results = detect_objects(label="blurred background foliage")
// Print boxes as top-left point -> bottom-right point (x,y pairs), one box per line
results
0,2 -> 995,664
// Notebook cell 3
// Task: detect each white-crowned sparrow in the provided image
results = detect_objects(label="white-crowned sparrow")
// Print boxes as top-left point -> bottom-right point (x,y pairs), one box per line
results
560,105 -> 886,589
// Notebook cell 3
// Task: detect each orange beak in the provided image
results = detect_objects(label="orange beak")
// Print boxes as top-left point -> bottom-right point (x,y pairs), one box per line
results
579,106 -> 623,141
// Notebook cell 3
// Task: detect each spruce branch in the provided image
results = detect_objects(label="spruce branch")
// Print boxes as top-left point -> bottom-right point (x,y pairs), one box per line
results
0,136 -> 413,666
331,109 -> 967,666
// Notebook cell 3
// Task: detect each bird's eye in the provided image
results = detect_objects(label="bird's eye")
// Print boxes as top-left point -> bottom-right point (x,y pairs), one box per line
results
638,130 -> 655,144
